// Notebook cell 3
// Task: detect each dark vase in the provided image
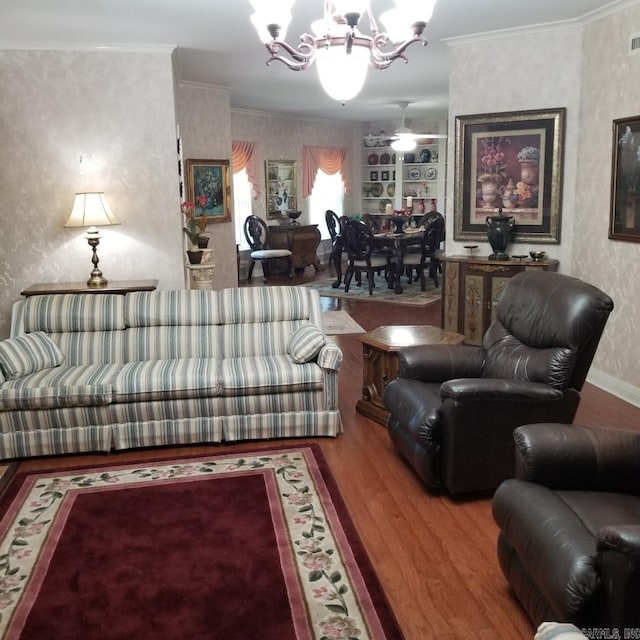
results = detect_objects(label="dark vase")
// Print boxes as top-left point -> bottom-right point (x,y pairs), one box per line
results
187,250 -> 202,265
486,211 -> 514,261
197,235 -> 209,249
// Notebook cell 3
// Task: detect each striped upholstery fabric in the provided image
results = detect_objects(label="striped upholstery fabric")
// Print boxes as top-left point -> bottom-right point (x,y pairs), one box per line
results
0,384 -> 112,411
113,358 -> 221,402
0,425 -> 112,458
0,403 -> 117,434
0,363 -> 121,390
317,338 -> 343,371
125,290 -> 221,327
220,321 -> 303,358
217,286 -> 320,325
22,294 -> 125,333
287,323 -> 326,363
48,330 -> 128,365
0,332 -> 65,379
125,326 -> 222,361
113,418 -> 223,450
220,356 -> 323,395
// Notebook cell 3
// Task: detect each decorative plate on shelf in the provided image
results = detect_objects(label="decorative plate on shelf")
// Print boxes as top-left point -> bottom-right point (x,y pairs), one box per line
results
387,183 -> 395,197
378,198 -> 392,213
419,148 -> 432,163
370,182 -> 383,197
367,153 -> 379,165
407,168 -> 421,180
403,189 -> 417,198
364,135 -> 377,147
379,152 -> 391,165
425,167 -> 437,180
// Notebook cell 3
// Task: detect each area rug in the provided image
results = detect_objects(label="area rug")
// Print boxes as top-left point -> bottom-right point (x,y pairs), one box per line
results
304,277 -> 441,307
322,310 -> 366,335
0,445 -> 403,640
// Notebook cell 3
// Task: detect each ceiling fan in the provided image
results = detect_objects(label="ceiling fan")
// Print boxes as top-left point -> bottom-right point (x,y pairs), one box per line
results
364,102 -> 446,151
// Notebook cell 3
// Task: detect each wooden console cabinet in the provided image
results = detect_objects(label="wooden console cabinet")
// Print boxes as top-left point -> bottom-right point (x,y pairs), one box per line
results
442,255 -> 559,346
269,224 -> 323,272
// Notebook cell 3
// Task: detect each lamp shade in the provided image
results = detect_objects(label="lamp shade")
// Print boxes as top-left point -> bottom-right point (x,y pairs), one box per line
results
315,45 -> 369,102
64,192 -> 119,228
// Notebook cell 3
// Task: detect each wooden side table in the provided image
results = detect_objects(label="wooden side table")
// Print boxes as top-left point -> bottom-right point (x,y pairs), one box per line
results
356,325 -> 464,426
21,280 -> 159,297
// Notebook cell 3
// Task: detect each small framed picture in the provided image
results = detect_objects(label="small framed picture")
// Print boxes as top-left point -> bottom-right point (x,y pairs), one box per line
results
381,170 -> 390,181
393,171 -> 396,180
370,170 -> 379,181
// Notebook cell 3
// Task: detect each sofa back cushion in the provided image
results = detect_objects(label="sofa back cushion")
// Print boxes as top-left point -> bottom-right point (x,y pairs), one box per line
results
23,294 -> 125,333
125,290 -> 221,327
125,326 -> 223,360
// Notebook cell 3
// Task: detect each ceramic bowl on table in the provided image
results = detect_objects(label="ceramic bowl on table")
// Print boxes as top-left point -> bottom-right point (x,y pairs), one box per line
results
529,251 -> 546,262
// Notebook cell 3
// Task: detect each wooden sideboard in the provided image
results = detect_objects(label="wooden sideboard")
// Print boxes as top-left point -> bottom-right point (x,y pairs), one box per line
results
21,279 -> 159,296
441,255 -> 559,345
269,224 -> 323,272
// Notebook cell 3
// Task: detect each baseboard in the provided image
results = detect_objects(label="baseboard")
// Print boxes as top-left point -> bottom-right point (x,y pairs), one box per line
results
587,367 -> 640,408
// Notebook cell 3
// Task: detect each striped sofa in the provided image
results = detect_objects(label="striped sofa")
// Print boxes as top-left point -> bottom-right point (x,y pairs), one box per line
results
0,286 -> 343,459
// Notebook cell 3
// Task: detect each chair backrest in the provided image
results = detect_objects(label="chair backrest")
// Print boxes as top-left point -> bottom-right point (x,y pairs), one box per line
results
482,271 -> 614,390
419,211 -> 445,260
243,215 -> 269,251
325,210 -> 340,242
344,220 -> 374,262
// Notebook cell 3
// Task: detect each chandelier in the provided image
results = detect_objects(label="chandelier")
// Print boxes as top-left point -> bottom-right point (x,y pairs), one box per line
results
250,0 -> 437,104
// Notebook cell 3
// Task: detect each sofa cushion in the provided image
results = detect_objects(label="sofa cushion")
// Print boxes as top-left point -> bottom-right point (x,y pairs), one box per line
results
113,358 -> 221,402
287,324 -> 326,364
219,355 -> 323,395
0,384 -> 112,411
0,332 -> 65,380
124,290 -> 221,327
22,294 -> 125,333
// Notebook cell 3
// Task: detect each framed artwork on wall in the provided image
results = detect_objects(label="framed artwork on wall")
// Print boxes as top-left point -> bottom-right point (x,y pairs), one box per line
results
454,108 -> 566,243
609,115 -> 640,242
266,159 -> 297,220
185,159 -> 231,223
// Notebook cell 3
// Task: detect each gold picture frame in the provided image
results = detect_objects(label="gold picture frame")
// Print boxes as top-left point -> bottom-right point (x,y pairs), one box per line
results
266,160 -> 297,220
454,108 -> 565,243
185,158 -> 231,223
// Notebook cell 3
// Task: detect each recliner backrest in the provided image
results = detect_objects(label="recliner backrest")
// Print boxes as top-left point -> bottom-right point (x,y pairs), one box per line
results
482,271 -> 613,390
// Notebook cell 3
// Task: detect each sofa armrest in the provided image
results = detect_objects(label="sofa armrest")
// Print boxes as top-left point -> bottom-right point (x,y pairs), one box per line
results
514,423 -> 640,494
316,337 -> 343,371
398,344 -> 484,382
440,378 -> 563,403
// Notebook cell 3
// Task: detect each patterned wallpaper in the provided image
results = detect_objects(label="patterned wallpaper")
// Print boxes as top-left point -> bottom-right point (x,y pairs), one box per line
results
447,6 -> 640,403
0,49 -> 184,339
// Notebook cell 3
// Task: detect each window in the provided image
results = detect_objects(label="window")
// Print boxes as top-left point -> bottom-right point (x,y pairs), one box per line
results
233,168 -> 253,250
307,169 -> 344,240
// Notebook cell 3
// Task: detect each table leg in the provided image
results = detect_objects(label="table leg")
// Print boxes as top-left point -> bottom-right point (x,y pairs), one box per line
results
331,245 -> 343,288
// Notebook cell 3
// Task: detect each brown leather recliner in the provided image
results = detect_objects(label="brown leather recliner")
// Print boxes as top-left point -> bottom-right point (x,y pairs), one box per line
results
383,271 -> 614,494
493,423 -> 640,632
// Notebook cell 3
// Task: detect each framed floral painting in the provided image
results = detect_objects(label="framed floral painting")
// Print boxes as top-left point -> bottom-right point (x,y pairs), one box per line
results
454,108 -> 566,243
185,159 -> 231,223
609,115 -> 640,242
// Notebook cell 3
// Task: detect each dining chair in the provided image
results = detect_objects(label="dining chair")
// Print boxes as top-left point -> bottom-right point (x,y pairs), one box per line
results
399,211 -> 444,289
243,215 -> 293,283
324,209 -> 349,289
343,220 -> 389,295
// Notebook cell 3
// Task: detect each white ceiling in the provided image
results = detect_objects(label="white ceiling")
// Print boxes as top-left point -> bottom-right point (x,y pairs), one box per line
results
0,0 -> 628,122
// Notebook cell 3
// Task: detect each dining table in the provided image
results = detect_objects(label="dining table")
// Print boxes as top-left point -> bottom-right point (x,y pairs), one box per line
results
331,226 -> 424,294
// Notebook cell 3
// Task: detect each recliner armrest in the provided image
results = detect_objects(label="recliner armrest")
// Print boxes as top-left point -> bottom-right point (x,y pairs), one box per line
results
398,344 -> 484,382
440,378 -> 563,402
514,423 -> 640,494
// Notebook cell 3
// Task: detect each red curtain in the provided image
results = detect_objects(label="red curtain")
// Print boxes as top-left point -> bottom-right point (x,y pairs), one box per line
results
302,146 -> 350,198
231,141 -> 260,198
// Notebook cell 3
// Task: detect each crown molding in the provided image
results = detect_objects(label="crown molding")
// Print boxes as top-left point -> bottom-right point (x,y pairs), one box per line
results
0,41 -> 176,54
178,80 -> 231,94
444,0 -> 638,47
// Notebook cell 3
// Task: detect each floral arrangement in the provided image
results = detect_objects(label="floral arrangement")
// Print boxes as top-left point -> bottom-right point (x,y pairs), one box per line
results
478,137 -> 510,183
516,146 -> 540,163
181,195 -> 208,250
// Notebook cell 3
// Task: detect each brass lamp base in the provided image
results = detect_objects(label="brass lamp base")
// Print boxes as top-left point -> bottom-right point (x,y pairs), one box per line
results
86,231 -> 108,288
87,271 -> 108,288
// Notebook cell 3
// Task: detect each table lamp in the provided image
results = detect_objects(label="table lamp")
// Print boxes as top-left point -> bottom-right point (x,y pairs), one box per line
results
64,192 -> 120,287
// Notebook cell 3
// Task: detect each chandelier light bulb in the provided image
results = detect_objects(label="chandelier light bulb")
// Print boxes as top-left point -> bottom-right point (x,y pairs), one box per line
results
391,133 -> 416,152
315,45 -> 369,103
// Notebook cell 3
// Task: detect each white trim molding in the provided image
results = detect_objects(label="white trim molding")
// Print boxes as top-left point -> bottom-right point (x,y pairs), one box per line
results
587,367 -> 640,409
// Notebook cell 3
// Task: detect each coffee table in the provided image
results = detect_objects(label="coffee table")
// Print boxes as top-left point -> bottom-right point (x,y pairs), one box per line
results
356,325 -> 464,426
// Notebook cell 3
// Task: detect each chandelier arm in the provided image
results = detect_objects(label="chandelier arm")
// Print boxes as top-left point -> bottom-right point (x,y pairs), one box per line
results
370,35 -> 426,68
265,36 -> 317,70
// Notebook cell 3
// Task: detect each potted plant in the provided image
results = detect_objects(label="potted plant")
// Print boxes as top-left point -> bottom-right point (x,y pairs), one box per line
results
182,201 -> 205,264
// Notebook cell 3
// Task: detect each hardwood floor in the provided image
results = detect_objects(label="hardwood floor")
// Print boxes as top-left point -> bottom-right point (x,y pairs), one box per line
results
15,267 -> 640,639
